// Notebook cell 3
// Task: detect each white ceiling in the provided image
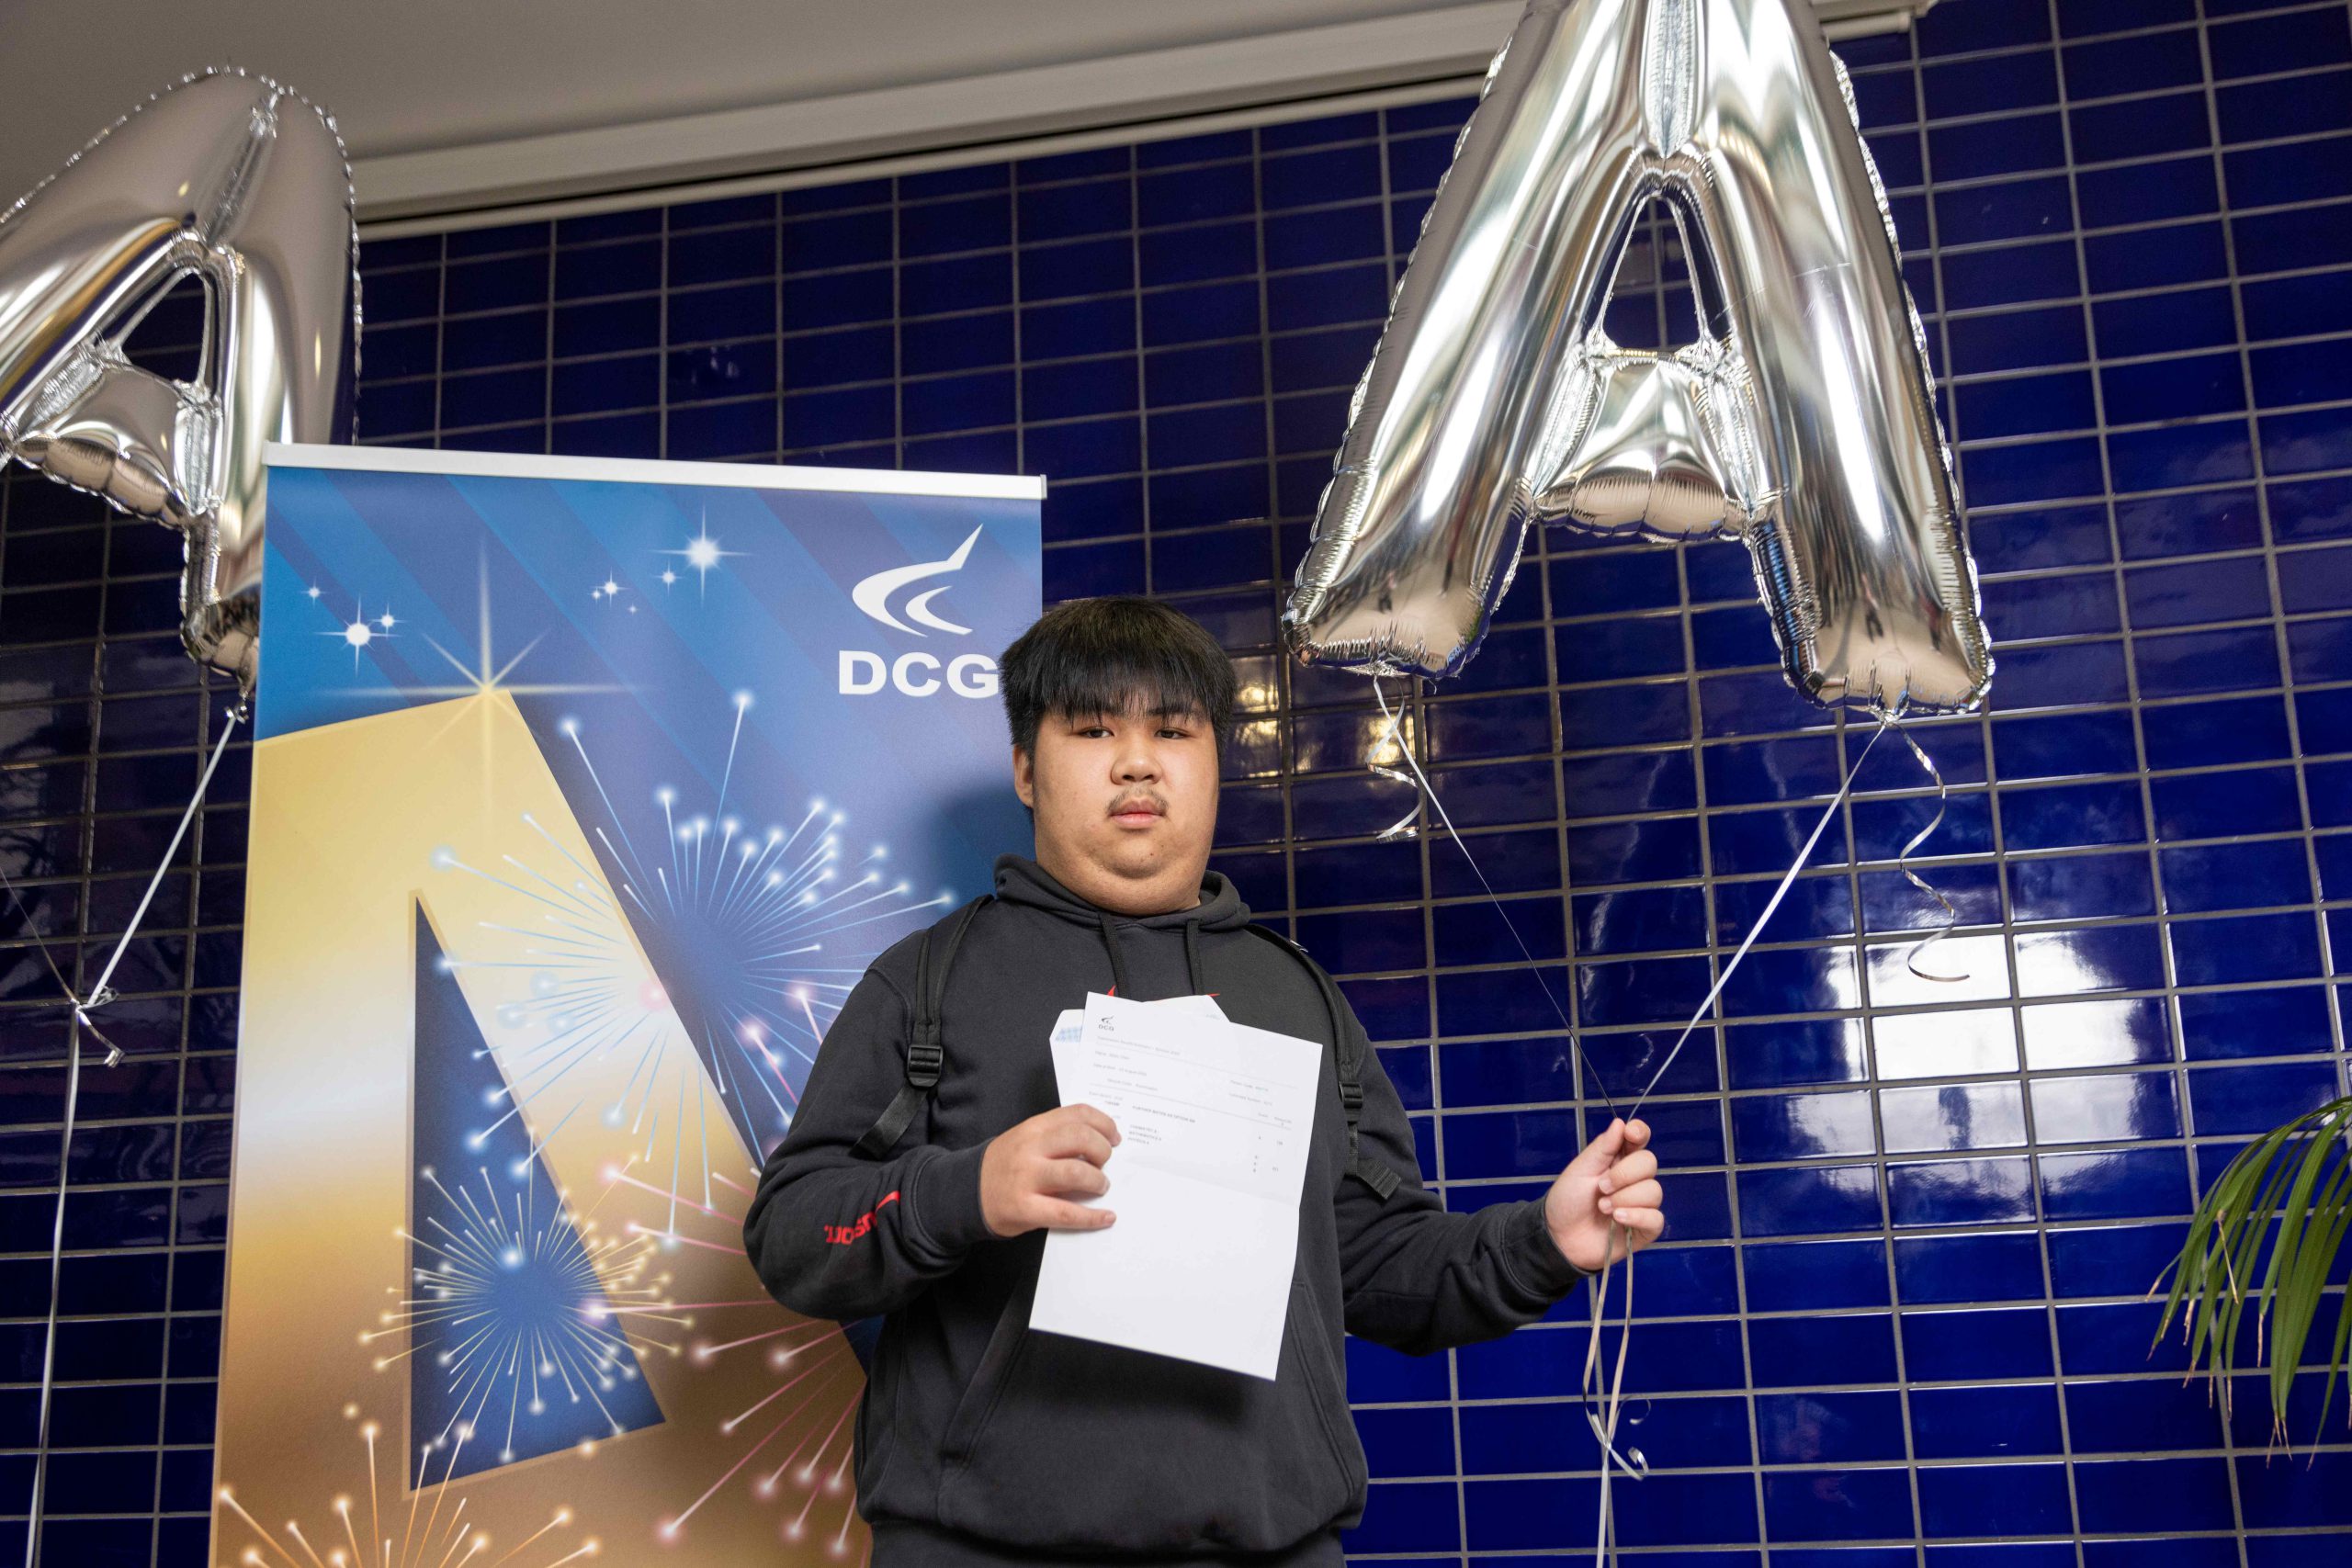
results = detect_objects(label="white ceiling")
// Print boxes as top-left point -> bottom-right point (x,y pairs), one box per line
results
0,0 -> 1938,227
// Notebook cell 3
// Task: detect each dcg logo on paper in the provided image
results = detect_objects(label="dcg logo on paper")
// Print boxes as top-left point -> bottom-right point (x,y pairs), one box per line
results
840,525 -> 1000,699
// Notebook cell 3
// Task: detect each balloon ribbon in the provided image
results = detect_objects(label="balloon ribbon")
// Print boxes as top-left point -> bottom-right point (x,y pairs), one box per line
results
5,694 -> 245,1568
1368,682 -> 1963,1563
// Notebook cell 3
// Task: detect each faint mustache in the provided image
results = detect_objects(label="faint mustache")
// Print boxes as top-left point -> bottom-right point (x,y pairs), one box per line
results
1108,791 -> 1167,818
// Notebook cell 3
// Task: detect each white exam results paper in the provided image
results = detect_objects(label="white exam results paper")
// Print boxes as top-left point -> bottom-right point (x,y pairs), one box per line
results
1029,990 -> 1320,1378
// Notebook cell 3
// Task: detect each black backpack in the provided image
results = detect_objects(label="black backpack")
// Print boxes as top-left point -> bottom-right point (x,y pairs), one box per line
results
852,894 -> 1402,1200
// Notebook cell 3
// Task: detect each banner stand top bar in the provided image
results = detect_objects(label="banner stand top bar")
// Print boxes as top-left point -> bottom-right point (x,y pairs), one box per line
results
262,441 -> 1049,502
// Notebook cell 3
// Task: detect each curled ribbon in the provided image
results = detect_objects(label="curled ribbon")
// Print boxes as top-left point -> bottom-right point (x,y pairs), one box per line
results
1365,689 -> 1422,842
1868,701 -> 1969,985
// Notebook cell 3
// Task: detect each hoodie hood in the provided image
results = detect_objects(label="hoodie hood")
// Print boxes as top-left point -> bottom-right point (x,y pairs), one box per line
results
991,852 -> 1253,998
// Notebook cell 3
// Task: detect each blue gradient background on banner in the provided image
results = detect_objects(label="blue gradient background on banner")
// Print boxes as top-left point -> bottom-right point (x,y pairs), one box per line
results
257,468 -> 1040,921
259,462 -> 1040,1156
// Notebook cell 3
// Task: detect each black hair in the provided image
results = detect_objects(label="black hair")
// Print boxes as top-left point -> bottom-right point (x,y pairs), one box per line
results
999,596 -> 1237,752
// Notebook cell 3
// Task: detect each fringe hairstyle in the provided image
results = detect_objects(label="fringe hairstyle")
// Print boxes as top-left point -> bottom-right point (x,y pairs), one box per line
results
998,596 -> 1237,752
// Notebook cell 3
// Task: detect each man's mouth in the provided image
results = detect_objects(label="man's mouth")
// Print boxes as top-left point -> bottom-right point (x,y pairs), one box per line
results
1110,797 -> 1165,827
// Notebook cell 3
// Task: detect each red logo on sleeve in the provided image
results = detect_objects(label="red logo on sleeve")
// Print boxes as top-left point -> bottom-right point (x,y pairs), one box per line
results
822,1190 -> 899,1246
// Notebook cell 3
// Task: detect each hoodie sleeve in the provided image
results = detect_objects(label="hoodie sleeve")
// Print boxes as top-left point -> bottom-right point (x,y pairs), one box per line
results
742,962 -> 998,1323
1333,1003 -> 1589,1356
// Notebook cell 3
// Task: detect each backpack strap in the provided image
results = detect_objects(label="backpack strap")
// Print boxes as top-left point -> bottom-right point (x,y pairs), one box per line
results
1243,922 -> 1404,1201
853,894 -> 992,1158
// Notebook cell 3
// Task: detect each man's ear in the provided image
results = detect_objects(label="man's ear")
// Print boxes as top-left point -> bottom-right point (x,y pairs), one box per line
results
1012,744 -> 1034,808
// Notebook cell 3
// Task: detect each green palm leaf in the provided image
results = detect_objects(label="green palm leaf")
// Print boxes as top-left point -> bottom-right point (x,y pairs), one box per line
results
2154,1095 -> 2352,1448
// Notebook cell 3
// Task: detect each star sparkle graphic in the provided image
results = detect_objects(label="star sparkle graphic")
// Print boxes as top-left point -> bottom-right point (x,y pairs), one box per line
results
216,1404 -> 595,1568
320,597 -> 395,671
311,543 -> 628,711
311,542 -> 632,821
657,508 -> 743,600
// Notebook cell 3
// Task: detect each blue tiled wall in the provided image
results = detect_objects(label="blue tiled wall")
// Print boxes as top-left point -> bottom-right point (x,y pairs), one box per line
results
5,0 -> 2351,1562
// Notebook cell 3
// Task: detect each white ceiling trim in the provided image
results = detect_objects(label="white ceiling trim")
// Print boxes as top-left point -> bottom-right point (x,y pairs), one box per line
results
356,4 -> 1525,223
357,75 -> 1494,240
356,0 -> 1936,232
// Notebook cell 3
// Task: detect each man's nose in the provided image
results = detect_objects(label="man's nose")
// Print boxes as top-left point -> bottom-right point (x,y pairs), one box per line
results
1114,743 -> 1159,782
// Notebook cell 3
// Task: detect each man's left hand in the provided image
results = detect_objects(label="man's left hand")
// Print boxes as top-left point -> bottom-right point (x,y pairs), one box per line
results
1543,1117 -> 1664,1272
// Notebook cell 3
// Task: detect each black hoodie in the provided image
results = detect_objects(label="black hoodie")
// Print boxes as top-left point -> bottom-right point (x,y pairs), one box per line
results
743,853 -> 1589,1564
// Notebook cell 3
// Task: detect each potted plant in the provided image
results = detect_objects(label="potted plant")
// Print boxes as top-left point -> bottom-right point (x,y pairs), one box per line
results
2156,1094 -> 2352,1444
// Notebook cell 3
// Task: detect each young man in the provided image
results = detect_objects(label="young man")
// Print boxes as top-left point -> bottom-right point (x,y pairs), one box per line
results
744,596 -> 1664,1565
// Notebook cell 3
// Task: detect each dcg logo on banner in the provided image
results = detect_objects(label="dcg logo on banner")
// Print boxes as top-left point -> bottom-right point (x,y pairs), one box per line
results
840,525 -> 1000,698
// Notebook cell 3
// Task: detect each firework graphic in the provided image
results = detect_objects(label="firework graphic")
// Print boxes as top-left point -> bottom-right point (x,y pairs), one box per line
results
370,1163 -> 668,1467
432,690 -> 949,1220
394,905 -> 664,1478
377,1150 -> 875,1553
612,1154 -> 872,1557
382,839 -> 881,1537
216,1403 -> 595,1568
393,686 -> 935,1526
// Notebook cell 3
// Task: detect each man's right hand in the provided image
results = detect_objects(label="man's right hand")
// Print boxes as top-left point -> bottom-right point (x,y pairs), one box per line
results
979,1104 -> 1122,1237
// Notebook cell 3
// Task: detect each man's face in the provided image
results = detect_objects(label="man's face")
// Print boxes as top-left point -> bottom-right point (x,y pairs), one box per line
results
1013,703 -> 1219,915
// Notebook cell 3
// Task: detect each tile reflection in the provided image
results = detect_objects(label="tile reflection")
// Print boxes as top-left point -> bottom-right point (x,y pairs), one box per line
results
2014,925 -> 2164,997
1879,1083 -> 2028,1154
1889,1156 -> 2036,1227
2030,1073 -> 2181,1144
1732,1089 -> 1876,1162
2019,997 -> 2172,1070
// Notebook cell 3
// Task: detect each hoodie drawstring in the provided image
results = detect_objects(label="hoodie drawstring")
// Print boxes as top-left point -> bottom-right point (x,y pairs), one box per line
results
1095,912 -> 1207,998
1097,913 -> 1133,998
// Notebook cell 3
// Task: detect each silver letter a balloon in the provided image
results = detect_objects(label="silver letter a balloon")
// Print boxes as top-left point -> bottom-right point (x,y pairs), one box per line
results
0,68 -> 359,696
1284,0 -> 1992,712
